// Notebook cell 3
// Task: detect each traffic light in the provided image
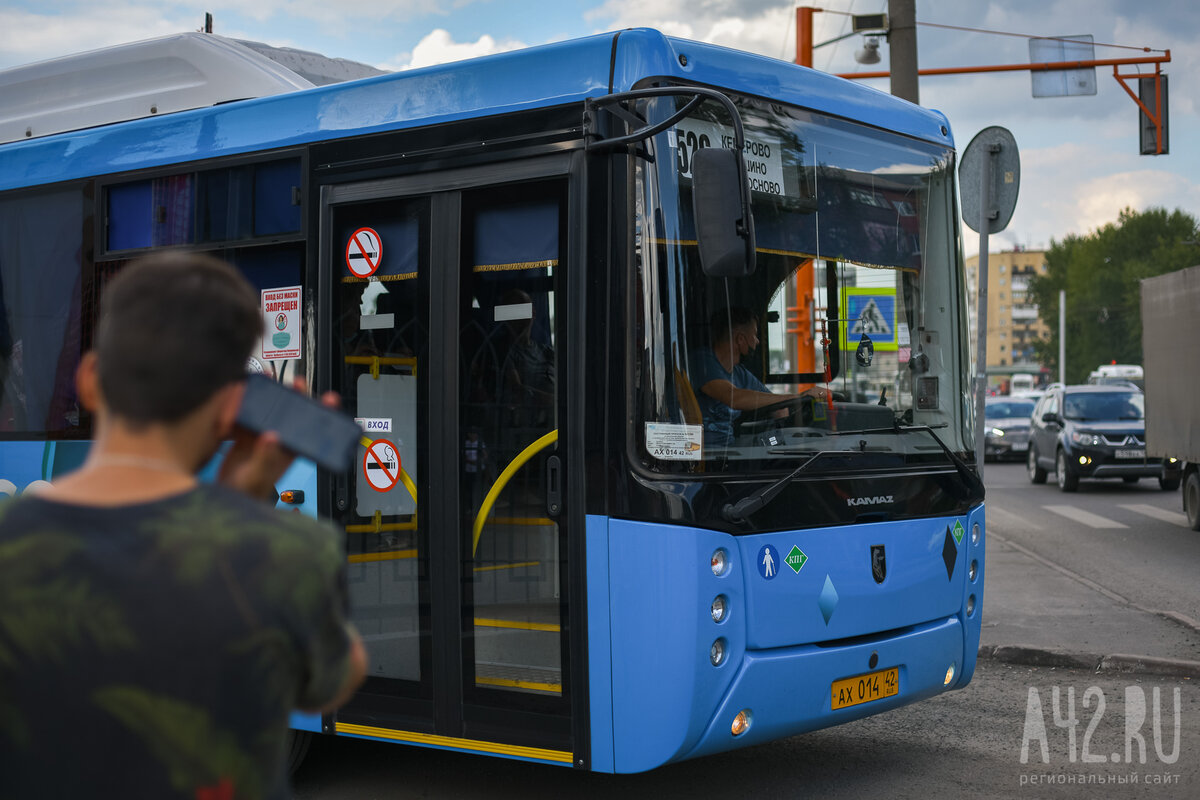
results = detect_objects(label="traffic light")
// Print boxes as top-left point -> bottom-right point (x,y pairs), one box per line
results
1139,75 -> 1168,155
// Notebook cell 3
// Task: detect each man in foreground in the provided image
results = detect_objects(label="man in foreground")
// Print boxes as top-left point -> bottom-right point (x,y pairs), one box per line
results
0,253 -> 366,799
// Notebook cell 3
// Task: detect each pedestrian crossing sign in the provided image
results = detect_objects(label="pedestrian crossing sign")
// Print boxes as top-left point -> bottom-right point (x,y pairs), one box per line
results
840,288 -> 897,351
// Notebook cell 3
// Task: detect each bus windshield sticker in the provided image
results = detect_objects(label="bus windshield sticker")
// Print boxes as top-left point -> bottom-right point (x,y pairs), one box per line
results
645,422 -> 702,461
346,226 -> 383,278
261,286 -> 301,361
668,121 -> 785,199
355,417 -> 393,434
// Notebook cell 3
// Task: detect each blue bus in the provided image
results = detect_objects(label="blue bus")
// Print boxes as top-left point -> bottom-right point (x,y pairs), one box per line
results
0,28 -> 985,773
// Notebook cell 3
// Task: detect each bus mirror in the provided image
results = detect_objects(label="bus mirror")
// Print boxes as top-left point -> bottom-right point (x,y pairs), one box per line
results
692,147 -> 756,278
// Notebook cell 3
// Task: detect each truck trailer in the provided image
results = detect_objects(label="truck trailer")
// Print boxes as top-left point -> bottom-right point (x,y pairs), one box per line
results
1141,265 -> 1200,529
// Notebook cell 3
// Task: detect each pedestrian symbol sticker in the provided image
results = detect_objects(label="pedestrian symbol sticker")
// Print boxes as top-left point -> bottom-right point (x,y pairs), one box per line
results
952,520 -> 965,544
785,545 -> 808,574
362,438 -> 401,492
758,544 -> 780,580
346,227 -> 382,278
851,299 -> 893,337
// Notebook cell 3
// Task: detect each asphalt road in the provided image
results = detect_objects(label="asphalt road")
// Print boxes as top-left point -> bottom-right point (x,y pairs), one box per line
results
983,460 -> 1200,627
293,660 -> 1198,799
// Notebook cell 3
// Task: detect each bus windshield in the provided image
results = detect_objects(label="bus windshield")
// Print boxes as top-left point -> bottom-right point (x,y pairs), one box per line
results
633,92 -> 970,474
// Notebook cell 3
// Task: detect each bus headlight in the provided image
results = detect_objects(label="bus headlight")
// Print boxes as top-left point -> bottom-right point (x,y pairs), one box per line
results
711,595 -> 728,623
710,638 -> 727,666
731,710 -> 752,736
711,549 -> 729,576
944,664 -> 956,686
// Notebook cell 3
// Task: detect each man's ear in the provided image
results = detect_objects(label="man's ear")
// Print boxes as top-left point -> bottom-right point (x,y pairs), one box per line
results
214,381 -> 247,438
75,351 -> 101,412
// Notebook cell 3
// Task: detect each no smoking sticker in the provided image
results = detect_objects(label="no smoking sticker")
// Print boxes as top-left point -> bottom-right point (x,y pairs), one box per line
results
362,438 -> 401,492
346,227 -> 383,278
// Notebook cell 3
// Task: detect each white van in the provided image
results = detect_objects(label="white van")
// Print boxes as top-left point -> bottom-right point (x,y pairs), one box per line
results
1009,373 -> 1036,396
1087,364 -> 1144,391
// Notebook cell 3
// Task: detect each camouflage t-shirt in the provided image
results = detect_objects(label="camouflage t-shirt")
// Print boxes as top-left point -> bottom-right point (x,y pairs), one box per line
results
0,484 -> 355,800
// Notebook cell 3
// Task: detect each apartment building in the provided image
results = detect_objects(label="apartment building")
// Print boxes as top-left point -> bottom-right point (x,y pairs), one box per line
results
965,248 -> 1051,387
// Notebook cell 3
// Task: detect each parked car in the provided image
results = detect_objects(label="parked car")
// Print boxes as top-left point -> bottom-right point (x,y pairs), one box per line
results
984,397 -> 1037,462
1027,384 -> 1181,492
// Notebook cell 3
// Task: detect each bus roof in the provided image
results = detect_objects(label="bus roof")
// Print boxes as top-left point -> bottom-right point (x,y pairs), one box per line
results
0,33 -> 389,146
0,28 -> 954,193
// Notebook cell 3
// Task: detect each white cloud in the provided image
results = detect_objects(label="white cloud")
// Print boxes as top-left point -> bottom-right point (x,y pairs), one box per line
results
1073,170 -> 1200,234
383,28 -> 526,71
966,141 -> 1200,254
586,0 -> 794,56
0,8 -> 191,68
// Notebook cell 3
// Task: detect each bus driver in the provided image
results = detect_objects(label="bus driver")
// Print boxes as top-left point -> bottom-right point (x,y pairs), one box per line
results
690,307 -> 801,447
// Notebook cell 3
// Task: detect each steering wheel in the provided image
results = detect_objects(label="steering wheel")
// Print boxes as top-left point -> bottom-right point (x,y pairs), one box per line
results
733,396 -> 809,430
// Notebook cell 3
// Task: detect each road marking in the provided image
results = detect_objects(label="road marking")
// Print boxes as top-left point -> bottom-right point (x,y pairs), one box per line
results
985,504 -> 1039,534
1118,503 -> 1190,527
1043,505 -> 1127,529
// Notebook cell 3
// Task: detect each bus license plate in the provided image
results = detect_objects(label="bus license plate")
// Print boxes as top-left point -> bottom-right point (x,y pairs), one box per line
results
1115,449 -> 1144,459
831,667 -> 899,710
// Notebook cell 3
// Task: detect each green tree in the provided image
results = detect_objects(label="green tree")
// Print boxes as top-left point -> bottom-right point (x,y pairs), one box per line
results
1029,207 -> 1199,384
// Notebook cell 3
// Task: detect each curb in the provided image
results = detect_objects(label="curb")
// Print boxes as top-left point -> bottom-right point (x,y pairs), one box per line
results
977,644 -> 1200,679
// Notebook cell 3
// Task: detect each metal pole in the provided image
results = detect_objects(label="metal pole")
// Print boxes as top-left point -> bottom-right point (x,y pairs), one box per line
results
796,7 -> 818,67
1059,290 -> 1066,384
888,0 -> 919,104
974,151 -> 992,474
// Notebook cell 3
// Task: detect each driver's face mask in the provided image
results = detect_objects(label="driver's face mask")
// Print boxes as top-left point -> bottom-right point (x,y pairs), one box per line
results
856,333 -> 874,367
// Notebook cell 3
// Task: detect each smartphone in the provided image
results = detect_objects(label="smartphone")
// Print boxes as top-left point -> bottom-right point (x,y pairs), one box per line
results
235,374 -> 362,473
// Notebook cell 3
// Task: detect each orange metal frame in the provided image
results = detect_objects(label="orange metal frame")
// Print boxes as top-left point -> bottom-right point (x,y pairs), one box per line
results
795,7 -> 1171,155
833,55 -> 1170,156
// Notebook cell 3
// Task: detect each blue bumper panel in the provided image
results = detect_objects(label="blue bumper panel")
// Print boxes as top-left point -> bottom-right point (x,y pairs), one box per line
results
290,711 -> 322,733
605,518 -> 745,773
682,615 -> 963,760
735,516 -> 966,650
599,510 -> 981,773
954,504 -> 986,689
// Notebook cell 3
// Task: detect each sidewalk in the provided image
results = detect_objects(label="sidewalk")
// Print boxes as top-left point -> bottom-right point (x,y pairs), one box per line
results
978,529 -> 1200,677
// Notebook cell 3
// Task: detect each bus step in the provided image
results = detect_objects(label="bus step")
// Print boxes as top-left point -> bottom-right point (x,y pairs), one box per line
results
474,662 -> 562,695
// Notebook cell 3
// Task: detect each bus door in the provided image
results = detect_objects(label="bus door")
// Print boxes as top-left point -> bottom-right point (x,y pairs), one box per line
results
321,160 -> 573,756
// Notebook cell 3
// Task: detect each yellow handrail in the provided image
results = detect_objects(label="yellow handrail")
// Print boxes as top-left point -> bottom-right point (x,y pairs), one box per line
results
344,355 -> 417,380
472,429 -> 558,556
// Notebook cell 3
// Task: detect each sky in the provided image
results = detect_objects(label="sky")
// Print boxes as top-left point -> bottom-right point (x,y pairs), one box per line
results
2,0 -> 1196,256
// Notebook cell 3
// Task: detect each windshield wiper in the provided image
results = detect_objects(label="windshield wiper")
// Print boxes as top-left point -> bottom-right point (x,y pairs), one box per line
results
722,422 -> 983,523
889,423 -> 985,497
723,449 -> 876,522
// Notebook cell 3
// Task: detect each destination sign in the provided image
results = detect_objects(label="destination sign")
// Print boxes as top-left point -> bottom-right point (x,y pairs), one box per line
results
669,120 -> 787,199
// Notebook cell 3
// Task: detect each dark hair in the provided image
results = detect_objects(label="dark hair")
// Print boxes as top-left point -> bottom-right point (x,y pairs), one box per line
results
95,252 -> 261,424
709,306 -> 758,344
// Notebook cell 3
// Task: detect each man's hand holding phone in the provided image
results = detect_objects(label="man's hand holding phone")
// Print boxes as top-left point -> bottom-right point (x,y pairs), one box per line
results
222,376 -> 354,503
